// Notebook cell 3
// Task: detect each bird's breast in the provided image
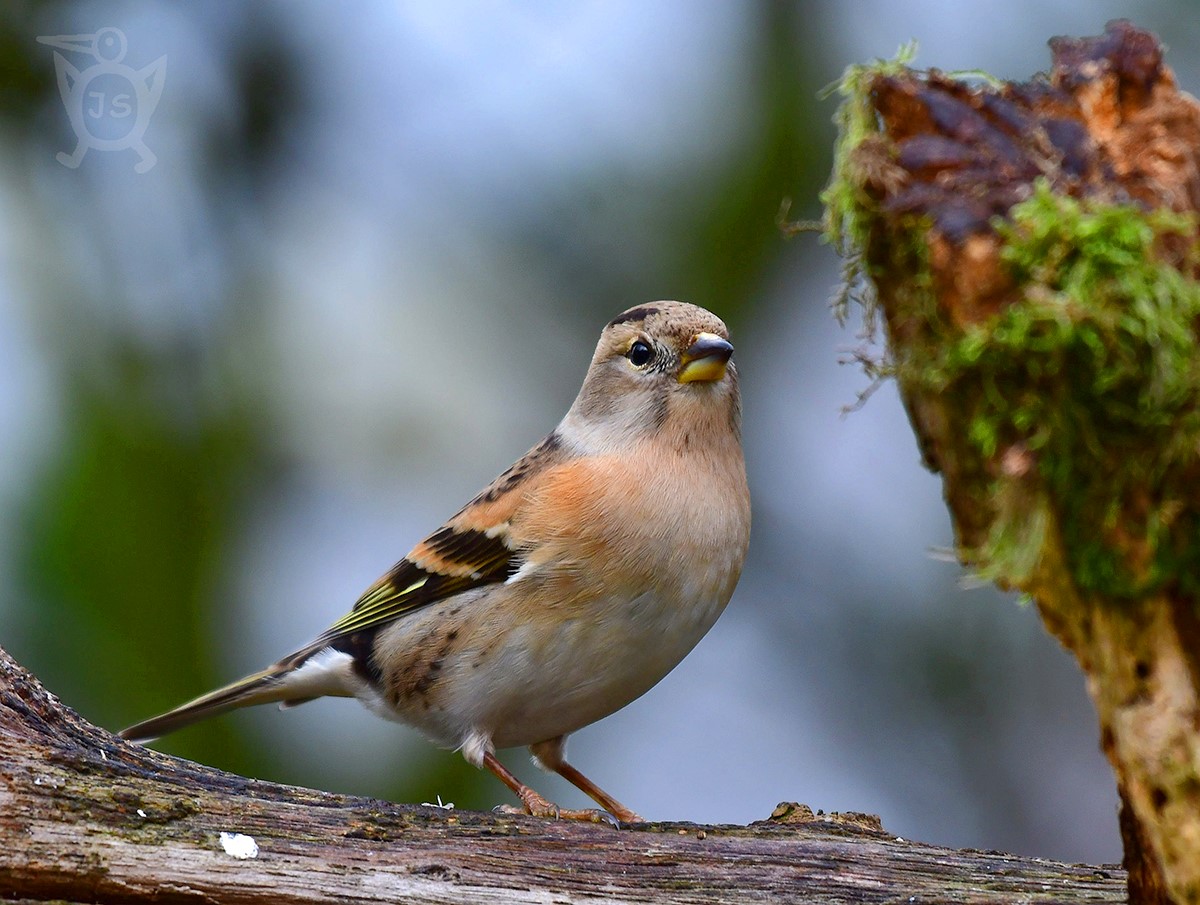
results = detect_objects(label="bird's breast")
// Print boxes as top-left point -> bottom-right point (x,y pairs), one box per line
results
366,433 -> 749,752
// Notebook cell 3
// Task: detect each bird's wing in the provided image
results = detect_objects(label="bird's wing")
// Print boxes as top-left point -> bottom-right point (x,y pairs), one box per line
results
308,432 -> 566,647
317,528 -> 518,640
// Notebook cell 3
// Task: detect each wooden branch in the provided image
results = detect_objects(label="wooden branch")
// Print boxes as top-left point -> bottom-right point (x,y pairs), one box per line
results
823,19 -> 1200,905
0,647 -> 1121,903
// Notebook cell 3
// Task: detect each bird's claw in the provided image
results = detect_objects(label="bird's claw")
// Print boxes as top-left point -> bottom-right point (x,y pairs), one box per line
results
493,791 -> 624,826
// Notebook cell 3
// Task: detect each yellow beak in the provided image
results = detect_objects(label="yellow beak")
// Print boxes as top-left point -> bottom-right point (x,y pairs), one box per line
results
678,332 -> 734,383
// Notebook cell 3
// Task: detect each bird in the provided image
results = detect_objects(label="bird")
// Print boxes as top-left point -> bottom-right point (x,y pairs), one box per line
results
120,300 -> 751,824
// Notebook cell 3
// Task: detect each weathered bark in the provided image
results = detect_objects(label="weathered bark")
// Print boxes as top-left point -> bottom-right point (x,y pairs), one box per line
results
0,647 -> 1122,903
824,19 -> 1200,905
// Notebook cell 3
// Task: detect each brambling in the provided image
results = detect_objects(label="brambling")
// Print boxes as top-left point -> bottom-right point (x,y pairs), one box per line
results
120,301 -> 751,824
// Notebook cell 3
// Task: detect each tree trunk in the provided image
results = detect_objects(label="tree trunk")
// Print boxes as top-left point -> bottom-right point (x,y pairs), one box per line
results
0,647 -> 1122,903
823,19 -> 1200,905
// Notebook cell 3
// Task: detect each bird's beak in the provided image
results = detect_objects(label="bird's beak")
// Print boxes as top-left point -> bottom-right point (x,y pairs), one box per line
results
678,332 -> 734,383
36,33 -> 96,53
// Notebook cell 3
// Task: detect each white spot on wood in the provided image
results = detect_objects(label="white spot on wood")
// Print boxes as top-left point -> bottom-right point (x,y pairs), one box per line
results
219,831 -> 259,859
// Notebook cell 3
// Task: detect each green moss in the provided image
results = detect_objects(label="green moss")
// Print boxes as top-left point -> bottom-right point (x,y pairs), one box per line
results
939,187 -> 1200,595
823,54 -> 1200,599
820,43 -> 915,330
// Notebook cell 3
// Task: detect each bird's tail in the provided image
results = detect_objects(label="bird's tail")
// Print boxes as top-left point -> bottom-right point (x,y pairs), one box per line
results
118,665 -> 293,743
118,643 -> 350,743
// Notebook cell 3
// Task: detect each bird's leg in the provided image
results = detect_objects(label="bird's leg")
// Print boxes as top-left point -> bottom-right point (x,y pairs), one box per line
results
482,751 -> 616,823
530,736 -> 644,824
482,751 -> 558,817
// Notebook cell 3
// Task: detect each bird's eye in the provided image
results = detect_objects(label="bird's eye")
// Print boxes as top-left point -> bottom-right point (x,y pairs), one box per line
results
626,340 -> 654,368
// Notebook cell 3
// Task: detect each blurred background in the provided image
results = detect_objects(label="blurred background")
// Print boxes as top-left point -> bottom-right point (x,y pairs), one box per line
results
4,0 -> 1197,866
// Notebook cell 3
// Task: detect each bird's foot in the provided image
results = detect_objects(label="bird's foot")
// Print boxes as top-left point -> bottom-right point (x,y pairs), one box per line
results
602,804 -> 644,825
495,789 -> 629,825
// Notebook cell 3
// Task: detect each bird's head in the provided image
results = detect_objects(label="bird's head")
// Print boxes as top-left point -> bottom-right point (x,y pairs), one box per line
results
563,301 -> 740,453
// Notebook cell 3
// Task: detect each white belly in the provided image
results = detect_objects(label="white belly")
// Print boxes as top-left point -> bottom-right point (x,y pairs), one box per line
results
480,585 -> 728,749
360,577 -> 732,753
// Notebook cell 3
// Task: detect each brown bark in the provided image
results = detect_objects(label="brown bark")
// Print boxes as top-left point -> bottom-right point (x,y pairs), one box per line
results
826,19 -> 1200,905
0,647 -> 1122,903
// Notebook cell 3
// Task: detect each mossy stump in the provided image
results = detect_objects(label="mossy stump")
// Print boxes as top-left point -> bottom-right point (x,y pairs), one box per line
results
824,20 -> 1200,905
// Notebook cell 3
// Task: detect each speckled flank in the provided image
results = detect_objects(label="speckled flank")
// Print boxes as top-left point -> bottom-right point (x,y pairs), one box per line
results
391,624 -> 462,709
